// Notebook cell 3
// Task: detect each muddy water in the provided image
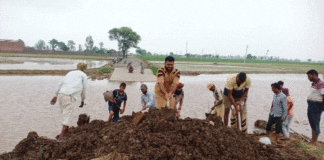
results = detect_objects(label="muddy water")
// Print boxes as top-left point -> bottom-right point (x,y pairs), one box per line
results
0,57 -> 110,70
0,74 -> 323,153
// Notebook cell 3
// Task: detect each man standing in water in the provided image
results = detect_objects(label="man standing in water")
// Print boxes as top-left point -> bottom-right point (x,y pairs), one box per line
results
306,69 -> 324,145
50,63 -> 88,142
223,72 -> 251,132
155,56 -> 180,109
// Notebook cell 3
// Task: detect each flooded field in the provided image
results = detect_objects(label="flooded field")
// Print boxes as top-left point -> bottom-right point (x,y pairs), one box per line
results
0,57 -> 110,70
0,74 -> 323,153
149,61 -> 283,72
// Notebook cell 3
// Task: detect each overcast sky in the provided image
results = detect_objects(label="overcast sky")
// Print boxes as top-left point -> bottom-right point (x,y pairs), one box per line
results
0,0 -> 323,60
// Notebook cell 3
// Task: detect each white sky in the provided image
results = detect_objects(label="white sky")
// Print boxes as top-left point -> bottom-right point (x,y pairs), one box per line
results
0,0 -> 323,60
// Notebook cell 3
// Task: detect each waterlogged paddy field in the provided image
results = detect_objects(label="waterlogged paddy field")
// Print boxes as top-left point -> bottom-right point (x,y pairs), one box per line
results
0,57 -> 111,70
148,60 -> 324,74
0,74 -> 323,153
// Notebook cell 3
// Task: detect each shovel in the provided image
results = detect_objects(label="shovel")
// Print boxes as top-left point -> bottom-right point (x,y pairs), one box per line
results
205,108 -> 213,118
166,99 -> 170,109
232,105 -> 242,131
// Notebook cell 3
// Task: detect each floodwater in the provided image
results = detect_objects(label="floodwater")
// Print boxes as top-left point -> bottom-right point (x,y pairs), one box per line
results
0,57 -> 110,70
0,74 -> 323,153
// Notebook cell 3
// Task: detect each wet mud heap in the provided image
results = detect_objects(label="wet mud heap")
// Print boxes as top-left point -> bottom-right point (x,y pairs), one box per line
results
0,108 -> 308,160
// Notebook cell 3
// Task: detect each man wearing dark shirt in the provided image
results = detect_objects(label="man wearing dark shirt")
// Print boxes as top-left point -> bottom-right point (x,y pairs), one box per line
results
108,83 -> 127,122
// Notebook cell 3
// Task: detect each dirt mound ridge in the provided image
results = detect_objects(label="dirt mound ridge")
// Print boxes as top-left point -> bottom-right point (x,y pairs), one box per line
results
0,108 -> 308,160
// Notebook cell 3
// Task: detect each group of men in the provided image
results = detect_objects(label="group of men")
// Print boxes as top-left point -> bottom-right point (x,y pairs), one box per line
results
50,56 -> 324,146
265,70 -> 324,145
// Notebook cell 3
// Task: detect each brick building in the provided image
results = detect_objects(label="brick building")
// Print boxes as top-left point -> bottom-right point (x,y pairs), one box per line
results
0,39 -> 25,53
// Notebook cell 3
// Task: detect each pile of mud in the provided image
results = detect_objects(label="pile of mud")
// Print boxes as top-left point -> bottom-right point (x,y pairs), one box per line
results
0,108 -> 310,160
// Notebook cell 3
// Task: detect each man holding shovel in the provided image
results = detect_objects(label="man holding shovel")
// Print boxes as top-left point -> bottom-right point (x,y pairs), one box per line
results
154,56 -> 180,109
223,72 -> 251,132
108,83 -> 127,122
50,63 -> 88,142
207,82 -> 224,122
141,84 -> 156,110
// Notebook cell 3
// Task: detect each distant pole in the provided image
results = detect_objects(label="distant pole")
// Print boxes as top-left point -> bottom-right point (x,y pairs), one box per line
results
244,45 -> 248,63
186,41 -> 188,54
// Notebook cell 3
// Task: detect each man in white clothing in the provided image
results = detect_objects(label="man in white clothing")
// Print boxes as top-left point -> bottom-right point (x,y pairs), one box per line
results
50,62 -> 88,142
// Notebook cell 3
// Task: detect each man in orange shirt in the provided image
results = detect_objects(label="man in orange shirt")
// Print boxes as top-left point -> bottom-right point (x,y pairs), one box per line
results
154,56 -> 180,109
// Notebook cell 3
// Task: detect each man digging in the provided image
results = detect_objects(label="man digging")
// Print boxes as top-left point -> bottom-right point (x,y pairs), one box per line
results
108,83 -> 127,122
140,84 -> 156,110
223,72 -> 251,132
50,63 -> 88,142
207,82 -> 225,122
154,56 -> 180,109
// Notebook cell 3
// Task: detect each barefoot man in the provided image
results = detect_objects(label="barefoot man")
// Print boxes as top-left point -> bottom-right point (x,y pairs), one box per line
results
306,69 -> 324,145
50,63 -> 88,142
155,56 -> 180,109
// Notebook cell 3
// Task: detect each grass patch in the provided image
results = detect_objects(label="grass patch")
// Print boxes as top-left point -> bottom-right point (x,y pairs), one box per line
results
98,68 -> 111,73
287,135 -> 324,159
0,53 -> 114,60
150,65 -> 159,75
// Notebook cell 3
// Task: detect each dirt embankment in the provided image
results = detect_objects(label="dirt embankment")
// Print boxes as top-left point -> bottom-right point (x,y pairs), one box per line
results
0,108 -> 317,160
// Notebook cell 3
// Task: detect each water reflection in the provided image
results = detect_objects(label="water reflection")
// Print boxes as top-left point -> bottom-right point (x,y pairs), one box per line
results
0,74 -> 323,153
0,57 -> 109,70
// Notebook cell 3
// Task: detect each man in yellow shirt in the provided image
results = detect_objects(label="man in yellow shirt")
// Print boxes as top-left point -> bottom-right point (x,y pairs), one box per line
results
223,72 -> 251,133
154,56 -> 180,109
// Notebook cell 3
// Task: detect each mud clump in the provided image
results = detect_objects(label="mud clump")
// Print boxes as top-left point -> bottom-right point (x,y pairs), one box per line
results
77,114 -> 90,126
0,108 -> 313,160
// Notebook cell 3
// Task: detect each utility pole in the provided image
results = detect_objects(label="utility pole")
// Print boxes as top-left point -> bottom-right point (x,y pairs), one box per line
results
244,45 -> 248,63
186,41 -> 188,54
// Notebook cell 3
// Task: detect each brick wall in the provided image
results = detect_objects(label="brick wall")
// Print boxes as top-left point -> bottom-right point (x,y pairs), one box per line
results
0,41 -> 25,52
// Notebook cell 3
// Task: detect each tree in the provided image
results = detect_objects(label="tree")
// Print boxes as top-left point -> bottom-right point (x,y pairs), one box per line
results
169,52 -> 174,56
99,42 -> 104,49
78,44 -> 83,52
107,49 -> 115,55
92,46 -> 99,53
85,35 -> 94,52
35,40 -> 46,50
185,53 -> 191,58
307,59 -> 312,62
136,47 -> 147,56
58,42 -> 69,51
67,40 -> 76,51
46,45 -> 50,50
49,39 -> 59,51
108,27 -> 141,58
246,54 -> 252,60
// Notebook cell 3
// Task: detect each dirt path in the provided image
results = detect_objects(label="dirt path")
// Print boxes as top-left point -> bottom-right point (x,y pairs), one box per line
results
110,57 -> 156,82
